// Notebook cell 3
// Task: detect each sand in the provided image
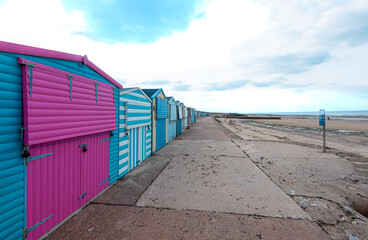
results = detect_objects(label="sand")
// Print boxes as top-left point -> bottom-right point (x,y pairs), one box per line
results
252,118 -> 368,132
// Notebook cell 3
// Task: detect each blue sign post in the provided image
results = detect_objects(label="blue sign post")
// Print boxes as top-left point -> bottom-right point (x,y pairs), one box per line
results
319,109 -> 326,152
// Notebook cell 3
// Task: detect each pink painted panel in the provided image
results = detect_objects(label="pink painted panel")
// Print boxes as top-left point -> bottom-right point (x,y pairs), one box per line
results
19,58 -> 116,146
27,132 -> 110,240
27,136 -> 81,240
79,132 -> 110,206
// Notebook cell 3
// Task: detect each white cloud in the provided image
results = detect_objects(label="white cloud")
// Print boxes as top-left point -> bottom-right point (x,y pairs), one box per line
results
1,0 -> 367,112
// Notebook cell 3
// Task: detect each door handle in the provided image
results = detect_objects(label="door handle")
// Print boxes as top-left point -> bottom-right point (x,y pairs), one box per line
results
79,144 -> 87,152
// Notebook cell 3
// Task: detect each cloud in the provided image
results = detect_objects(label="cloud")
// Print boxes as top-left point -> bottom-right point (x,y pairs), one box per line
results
317,3 -> 368,47
206,79 -> 250,91
139,80 -> 171,85
249,51 -> 331,74
1,0 -> 368,112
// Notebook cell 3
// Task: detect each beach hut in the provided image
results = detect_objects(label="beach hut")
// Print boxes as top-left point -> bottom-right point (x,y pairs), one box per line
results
191,108 -> 196,123
118,88 -> 152,177
183,104 -> 188,128
0,41 -> 122,240
142,89 -> 168,152
176,101 -> 183,136
187,107 -> 192,127
167,97 -> 177,142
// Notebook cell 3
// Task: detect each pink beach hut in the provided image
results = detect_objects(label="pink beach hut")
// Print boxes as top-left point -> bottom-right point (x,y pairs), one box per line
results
0,41 -> 122,240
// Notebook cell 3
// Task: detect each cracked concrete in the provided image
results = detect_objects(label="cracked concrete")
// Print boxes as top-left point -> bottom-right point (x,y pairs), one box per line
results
218,117 -> 368,240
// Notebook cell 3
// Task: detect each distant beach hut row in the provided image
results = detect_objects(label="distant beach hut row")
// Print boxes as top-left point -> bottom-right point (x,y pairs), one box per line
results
0,41 -> 211,240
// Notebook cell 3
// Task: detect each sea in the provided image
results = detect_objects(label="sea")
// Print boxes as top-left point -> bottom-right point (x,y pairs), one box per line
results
248,110 -> 368,121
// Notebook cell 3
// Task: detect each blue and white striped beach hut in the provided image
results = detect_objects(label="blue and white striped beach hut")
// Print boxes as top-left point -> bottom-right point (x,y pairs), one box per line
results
167,97 -> 177,142
118,88 -> 152,178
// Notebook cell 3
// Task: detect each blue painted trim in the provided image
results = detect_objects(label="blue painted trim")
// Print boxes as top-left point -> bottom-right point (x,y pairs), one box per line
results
28,66 -> 33,97
27,152 -> 53,163
27,214 -> 54,234
99,137 -> 110,142
94,82 -> 98,103
99,176 -> 109,185
67,73 -> 73,100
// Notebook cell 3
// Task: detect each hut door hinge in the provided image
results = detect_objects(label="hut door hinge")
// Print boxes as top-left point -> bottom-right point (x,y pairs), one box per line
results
79,192 -> 87,199
20,127 -> 25,142
27,65 -> 34,97
99,176 -> 110,185
23,214 -> 54,239
67,74 -> 73,100
94,82 -> 98,103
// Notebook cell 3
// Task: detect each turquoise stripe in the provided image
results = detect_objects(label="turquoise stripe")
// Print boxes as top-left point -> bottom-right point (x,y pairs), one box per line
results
27,152 -> 53,162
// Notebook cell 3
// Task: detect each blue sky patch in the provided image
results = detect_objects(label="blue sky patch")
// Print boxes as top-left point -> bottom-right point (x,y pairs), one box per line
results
62,0 -> 204,44
207,80 -> 250,91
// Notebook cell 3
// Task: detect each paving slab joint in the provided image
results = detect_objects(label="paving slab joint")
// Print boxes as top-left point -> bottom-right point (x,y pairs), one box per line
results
134,156 -> 174,205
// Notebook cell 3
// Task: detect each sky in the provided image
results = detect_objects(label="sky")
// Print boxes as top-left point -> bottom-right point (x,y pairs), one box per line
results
1,0 -> 368,113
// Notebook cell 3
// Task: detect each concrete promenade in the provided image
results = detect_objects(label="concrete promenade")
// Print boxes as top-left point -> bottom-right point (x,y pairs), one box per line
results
48,117 -> 329,240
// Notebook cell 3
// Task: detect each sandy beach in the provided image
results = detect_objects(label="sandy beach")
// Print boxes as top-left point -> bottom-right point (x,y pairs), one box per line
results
252,118 -> 368,132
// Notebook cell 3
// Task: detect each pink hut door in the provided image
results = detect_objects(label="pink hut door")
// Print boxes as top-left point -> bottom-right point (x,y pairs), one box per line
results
26,138 -> 81,240
79,132 -> 110,206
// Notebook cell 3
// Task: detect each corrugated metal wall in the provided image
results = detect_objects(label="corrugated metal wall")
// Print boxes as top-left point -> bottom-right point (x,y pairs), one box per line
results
20,58 -> 116,146
26,132 -> 110,240
0,52 -> 25,240
109,87 -> 120,185
118,89 -> 151,178
0,51 -> 120,240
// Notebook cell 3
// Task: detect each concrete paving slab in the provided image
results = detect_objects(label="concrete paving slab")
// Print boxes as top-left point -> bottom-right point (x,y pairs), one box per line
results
48,204 -> 329,240
176,118 -> 230,141
137,153 -> 311,219
94,155 -> 173,205
156,140 -> 245,158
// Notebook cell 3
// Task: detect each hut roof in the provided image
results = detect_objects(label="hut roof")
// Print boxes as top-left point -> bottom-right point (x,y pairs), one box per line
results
0,40 -> 122,89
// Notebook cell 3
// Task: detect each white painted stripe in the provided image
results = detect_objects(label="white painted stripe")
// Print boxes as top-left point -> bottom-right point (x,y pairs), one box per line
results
119,106 -> 126,111
119,115 -> 125,119
147,132 -> 151,137
119,132 -> 129,138
146,145 -> 151,150
127,91 -> 151,101
127,109 -> 151,113
120,97 -> 151,107
146,138 -> 151,143
119,124 -> 126,129
119,140 -> 129,147
119,148 -> 128,156
128,116 -> 151,121
119,156 -> 128,165
146,151 -> 151,156
119,165 -> 129,175
127,122 -> 150,129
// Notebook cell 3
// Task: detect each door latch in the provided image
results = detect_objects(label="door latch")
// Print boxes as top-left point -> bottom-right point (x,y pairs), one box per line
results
79,144 -> 87,152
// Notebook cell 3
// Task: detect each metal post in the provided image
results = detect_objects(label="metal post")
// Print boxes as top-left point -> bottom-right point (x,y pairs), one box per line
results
323,125 -> 326,152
